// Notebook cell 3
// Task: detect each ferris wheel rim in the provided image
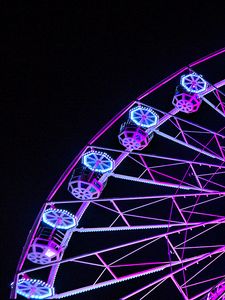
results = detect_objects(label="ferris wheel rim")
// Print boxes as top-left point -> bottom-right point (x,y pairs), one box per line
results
11,47 -> 225,300
47,47 -> 225,202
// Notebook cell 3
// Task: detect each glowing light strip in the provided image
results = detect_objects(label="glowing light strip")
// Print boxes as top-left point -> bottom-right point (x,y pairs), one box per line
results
42,209 -> 77,230
111,172 -> 214,192
180,73 -> 207,93
122,246 -> 225,299
73,223 -> 198,232
90,145 -> 225,167
49,191 -> 225,204
155,130 -> 224,161
201,95 -> 225,118
137,47 -> 225,100
19,217 -> 225,277
129,106 -> 159,128
51,247 -> 225,299
51,267 -> 165,298
82,150 -> 114,173
13,278 -> 54,299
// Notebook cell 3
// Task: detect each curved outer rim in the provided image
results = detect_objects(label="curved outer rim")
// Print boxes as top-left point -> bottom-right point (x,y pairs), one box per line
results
48,47 -> 225,202
11,47 -> 225,299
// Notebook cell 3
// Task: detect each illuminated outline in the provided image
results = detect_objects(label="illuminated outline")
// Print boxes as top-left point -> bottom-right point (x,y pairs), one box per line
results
129,106 -> 158,128
43,209 -> 77,230
180,72 -> 207,93
82,151 -> 114,173
13,278 -> 54,299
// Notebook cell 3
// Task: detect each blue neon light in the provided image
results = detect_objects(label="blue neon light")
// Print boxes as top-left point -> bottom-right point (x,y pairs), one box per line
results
82,151 -> 114,173
43,209 -> 77,230
180,73 -> 207,93
129,106 -> 158,128
13,279 -> 54,299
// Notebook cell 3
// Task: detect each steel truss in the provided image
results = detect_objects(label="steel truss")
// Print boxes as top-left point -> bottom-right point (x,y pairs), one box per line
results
11,48 -> 225,300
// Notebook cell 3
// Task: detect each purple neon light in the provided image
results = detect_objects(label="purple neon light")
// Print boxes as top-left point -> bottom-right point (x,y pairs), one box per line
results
45,249 -> 57,258
137,47 -> 225,100
11,48 -> 225,300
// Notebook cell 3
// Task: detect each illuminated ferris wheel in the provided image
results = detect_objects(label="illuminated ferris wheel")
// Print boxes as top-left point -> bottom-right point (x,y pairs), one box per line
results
11,48 -> 225,299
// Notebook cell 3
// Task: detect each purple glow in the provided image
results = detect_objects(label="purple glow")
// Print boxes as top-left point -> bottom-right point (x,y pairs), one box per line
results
118,123 -> 153,150
172,92 -> 201,113
129,106 -> 159,128
137,47 -> 225,100
11,48 -> 225,300
45,249 -> 57,258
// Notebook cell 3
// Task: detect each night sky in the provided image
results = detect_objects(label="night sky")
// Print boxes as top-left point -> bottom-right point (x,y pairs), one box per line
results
3,1 -> 225,299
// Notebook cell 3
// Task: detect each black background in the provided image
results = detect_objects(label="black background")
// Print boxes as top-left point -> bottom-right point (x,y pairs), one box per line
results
2,1 -> 225,299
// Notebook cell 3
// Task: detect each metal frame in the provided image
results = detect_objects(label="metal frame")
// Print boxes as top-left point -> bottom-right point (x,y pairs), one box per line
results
11,47 -> 225,299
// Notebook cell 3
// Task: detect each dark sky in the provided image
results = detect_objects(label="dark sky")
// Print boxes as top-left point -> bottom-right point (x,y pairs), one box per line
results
2,1 -> 225,299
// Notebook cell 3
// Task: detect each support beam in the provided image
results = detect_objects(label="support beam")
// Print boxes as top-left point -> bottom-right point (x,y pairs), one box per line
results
111,172 -> 215,192
156,130 -> 224,162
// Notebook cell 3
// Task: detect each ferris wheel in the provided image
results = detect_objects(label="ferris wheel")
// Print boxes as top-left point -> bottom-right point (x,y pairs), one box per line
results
11,47 -> 225,299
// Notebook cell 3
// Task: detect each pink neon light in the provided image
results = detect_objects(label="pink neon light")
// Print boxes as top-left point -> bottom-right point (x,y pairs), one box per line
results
45,249 -> 56,258
12,47 -> 225,300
